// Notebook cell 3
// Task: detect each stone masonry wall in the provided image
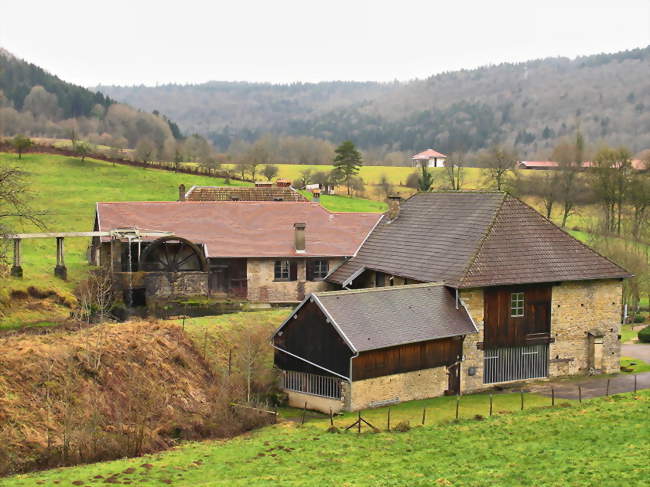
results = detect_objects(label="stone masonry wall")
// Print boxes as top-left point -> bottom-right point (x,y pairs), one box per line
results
247,258 -> 343,303
286,390 -> 346,414
549,280 -> 622,375
459,279 -> 623,392
144,271 -> 208,298
349,367 -> 448,411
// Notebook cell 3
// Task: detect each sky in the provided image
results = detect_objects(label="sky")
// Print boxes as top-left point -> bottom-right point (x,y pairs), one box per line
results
1,0 -> 649,87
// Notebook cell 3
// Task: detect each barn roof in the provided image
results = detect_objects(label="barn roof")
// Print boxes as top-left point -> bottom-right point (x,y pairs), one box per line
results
327,191 -> 630,288
185,185 -> 307,201
96,201 -> 383,258
284,283 -> 477,353
412,149 -> 447,160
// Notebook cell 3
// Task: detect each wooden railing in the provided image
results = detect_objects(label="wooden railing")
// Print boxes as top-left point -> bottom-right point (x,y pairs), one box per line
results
282,370 -> 342,399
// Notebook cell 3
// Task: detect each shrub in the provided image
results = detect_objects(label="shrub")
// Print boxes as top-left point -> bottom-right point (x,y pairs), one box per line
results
326,425 -> 340,434
405,172 -> 420,189
393,421 -> 411,432
638,325 -> 650,343
633,314 -> 646,324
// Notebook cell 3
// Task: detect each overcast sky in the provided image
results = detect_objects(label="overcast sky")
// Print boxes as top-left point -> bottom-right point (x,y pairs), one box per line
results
2,0 -> 649,87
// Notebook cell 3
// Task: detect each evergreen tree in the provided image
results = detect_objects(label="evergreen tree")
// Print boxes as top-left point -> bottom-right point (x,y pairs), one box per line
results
332,141 -> 362,196
11,134 -> 33,159
417,164 -> 434,192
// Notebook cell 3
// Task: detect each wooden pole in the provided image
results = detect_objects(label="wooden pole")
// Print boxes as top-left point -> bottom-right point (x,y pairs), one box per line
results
358,410 -> 361,434
387,408 -> 391,432
489,394 -> 493,416
301,402 -> 307,425
606,379 -> 610,397
634,375 -> 637,393
551,388 -> 555,407
330,408 -> 333,426
520,390 -> 524,410
422,407 -> 426,425
578,386 -> 582,403
455,394 -> 460,420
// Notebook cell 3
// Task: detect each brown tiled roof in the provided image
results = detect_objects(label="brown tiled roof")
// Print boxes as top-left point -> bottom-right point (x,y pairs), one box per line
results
328,192 -> 630,288
185,185 -> 307,202
305,283 -> 477,352
96,201 -> 382,258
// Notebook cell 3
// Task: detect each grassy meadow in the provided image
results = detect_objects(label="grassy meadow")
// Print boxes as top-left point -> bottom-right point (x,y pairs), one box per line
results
5,389 -> 649,486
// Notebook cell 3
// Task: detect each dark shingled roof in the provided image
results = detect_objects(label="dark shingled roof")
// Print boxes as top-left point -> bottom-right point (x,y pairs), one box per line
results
307,283 -> 477,352
327,192 -> 630,288
185,185 -> 307,202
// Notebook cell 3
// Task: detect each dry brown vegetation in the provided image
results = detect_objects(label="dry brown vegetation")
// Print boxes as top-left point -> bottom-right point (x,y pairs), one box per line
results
0,320 -> 276,475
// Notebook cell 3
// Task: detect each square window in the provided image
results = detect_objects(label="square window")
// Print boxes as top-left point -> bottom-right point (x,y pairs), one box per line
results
274,260 -> 290,280
311,259 -> 329,280
511,292 -> 525,317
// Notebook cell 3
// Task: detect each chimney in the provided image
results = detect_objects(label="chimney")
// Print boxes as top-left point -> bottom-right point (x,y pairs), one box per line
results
387,194 -> 401,220
312,188 -> 321,203
294,223 -> 306,253
178,184 -> 186,202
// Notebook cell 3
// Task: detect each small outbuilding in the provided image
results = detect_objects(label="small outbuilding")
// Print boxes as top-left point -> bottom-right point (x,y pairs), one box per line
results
412,149 -> 447,168
272,283 -> 477,412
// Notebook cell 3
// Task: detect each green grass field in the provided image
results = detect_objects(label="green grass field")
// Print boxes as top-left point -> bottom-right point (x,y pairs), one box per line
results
5,390 -> 648,486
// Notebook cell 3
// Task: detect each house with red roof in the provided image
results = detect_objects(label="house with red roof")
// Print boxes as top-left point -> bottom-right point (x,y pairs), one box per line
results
412,148 -> 447,168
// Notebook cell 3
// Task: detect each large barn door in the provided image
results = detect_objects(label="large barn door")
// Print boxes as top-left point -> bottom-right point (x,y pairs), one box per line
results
484,344 -> 548,384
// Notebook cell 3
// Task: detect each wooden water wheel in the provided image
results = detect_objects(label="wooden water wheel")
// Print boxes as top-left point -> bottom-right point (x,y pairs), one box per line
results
138,236 -> 208,272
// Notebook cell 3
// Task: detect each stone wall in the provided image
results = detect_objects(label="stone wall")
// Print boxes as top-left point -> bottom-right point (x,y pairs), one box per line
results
143,271 -> 208,298
286,390 -> 346,414
247,258 -> 342,303
459,279 -> 623,392
549,280 -> 622,375
349,366 -> 448,411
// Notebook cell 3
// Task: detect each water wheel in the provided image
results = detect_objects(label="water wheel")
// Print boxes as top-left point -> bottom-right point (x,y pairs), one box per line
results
138,236 -> 208,272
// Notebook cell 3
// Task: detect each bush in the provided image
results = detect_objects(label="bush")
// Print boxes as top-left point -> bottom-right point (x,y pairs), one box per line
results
405,172 -> 420,189
633,314 -> 646,324
393,421 -> 411,432
638,325 -> 650,343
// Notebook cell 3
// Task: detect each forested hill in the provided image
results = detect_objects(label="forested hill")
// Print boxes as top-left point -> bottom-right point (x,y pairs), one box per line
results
0,48 -> 183,157
97,46 -> 650,158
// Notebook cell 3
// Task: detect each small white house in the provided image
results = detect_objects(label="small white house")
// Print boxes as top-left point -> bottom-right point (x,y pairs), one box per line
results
412,149 -> 447,168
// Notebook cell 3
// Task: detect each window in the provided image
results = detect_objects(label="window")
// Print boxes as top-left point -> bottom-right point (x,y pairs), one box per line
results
274,260 -> 290,280
308,259 -> 329,280
375,272 -> 386,287
511,292 -> 525,317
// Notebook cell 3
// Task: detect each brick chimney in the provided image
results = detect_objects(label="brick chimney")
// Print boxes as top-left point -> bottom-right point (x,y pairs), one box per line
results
294,223 -> 306,253
312,188 -> 321,203
387,195 -> 402,220
179,184 -> 186,202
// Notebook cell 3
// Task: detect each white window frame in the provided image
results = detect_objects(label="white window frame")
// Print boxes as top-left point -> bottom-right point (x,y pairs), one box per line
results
274,260 -> 290,280
312,259 -> 329,280
511,292 -> 525,318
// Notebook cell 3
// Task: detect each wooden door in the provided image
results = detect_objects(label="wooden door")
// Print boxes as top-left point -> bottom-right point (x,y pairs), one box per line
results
446,362 -> 460,395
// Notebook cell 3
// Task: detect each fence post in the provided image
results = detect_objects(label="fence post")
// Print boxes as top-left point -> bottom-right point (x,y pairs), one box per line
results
455,394 -> 460,420
520,390 -> 524,410
634,374 -> 638,394
489,394 -> 493,416
358,410 -> 361,434
551,387 -> 555,407
301,402 -> 307,425
606,379 -> 610,397
330,408 -> 333,427
422,407 -> 426,425
387,408 -> 391,431
578,386 -> 582,403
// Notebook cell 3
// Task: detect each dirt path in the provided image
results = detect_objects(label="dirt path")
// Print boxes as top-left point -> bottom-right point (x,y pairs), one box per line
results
622,343 -> 650,361
528,372 -> 650,400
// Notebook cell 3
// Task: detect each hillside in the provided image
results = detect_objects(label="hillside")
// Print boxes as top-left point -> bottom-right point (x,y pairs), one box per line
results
97,46 -> 650,158
5,389 -> 649,486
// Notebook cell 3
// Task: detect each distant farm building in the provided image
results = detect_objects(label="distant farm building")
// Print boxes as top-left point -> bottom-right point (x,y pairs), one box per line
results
412,149 -> 447,168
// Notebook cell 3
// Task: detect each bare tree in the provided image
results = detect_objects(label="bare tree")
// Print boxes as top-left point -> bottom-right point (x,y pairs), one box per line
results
375,173 -> 394,200
74,268 -> 114,323
445,151 -> 465,190
592,146 -> 633,234
553,131 -> 585,227
481,145 -> 517,190
135,137 -> 156,164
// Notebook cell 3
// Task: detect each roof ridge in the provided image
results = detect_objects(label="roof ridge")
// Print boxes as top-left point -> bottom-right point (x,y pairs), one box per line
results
315,281 -> 445,297
457,192 -> 508,287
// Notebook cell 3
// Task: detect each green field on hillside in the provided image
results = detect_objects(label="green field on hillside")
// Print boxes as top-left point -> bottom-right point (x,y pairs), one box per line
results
6,390 -> 648,486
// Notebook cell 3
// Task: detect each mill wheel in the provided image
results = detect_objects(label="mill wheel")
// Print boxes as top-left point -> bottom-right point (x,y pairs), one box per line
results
139,236 -> 208,272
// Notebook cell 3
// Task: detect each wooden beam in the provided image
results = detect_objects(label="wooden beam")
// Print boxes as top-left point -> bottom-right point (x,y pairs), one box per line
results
2,231 -> 172,239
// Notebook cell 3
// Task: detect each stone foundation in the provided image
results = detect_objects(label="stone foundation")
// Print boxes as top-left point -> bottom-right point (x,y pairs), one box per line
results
286,390 -> 346,414
143,271 -> 208,299
349,367 -> 448,411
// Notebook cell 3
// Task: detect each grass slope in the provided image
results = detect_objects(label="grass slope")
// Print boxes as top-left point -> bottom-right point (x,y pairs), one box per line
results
6,391 -> 649,486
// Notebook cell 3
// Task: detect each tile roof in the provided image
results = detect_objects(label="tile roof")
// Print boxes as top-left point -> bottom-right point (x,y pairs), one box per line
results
96,201 -> 383,258
327,192 -> 630,288
518,161 -> 560,168
306,283 -> 477,352
185,185 -> 307,202
412,149 -> 447,160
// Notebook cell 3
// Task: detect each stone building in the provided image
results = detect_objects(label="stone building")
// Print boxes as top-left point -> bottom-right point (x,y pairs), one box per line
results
273,191 -> 630,412
92,195 -> 382,307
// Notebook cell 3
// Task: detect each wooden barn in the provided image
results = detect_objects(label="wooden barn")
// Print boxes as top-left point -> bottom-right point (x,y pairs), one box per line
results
272,283 -> 477,412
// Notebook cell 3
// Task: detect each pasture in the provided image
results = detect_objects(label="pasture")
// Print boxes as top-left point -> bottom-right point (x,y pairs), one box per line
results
5,389 -> 648,486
